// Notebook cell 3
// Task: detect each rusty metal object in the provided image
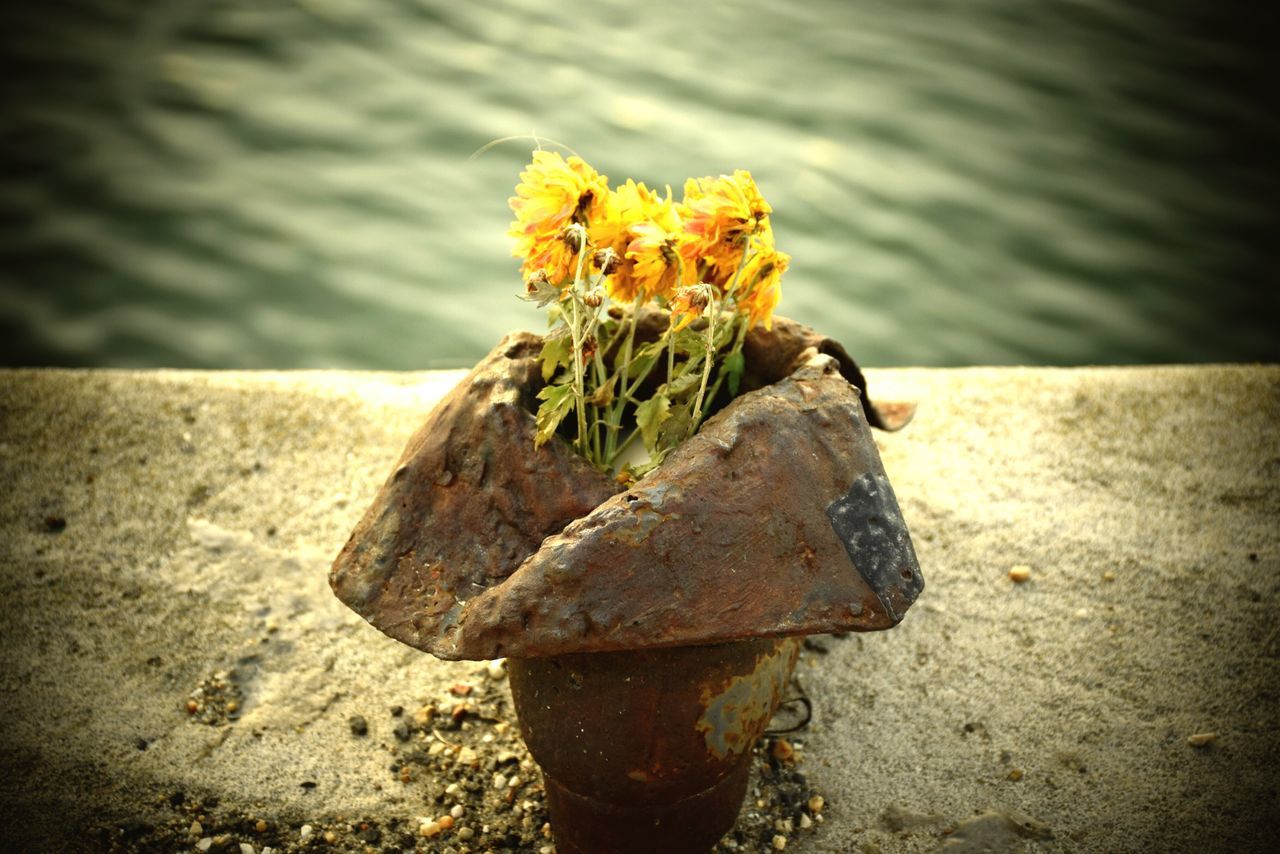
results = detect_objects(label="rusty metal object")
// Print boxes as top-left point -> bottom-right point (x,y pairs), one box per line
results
624,307 -> 915,431
330,333 -> 620,655
330,313 -> 923,852
331,317 -> 922,660
508,637 -> 800,854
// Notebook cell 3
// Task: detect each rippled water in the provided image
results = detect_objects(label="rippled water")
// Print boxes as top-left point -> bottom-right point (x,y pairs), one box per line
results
1,0 -> 1275,369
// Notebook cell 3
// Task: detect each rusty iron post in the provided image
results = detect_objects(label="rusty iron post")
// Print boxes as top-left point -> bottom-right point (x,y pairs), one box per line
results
330,313 -> 923,853
508,638 -> 800,854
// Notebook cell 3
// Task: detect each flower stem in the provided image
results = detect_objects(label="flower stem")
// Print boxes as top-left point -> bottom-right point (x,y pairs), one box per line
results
689,297 -> 720,433
603,303 -> 642,461
568,233 -> 591,458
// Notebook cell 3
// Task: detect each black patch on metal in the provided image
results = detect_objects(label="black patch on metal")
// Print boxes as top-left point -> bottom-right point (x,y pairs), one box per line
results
826,473 -> 922,621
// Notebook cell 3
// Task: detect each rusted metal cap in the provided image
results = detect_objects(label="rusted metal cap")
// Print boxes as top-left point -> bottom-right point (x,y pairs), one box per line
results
331,316 -> 924,660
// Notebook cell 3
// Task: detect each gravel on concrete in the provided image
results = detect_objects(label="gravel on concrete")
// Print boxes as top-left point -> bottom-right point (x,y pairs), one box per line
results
0,365 -> 1276,853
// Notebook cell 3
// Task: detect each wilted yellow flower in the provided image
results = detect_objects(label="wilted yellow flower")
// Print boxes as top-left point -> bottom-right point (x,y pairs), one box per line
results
604,180 -> 691,304
669,283 -> 714,332
509,151 -> 610,283
589,178 -> 646,258
677,170 -> 772,285
734,239 -> 790,330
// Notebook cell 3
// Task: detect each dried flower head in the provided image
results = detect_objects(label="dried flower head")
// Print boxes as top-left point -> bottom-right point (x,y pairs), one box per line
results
677,170 -> 772,286
604,180 -> 691,305
509,151 -> 610,283
669,283 -> 716,332
735,238 -> 790,330
592,247 -> 620,276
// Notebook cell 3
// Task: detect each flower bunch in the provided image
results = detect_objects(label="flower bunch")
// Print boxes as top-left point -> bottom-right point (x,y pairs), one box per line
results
509,150 -> 790,479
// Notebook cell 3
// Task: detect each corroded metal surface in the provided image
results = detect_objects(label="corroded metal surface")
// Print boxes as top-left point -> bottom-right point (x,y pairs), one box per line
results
740,313 -> 916,431
329,333 -> 620,654
627,307 -> 915,431
331,315 -> 923,660
508,637 -> 800,854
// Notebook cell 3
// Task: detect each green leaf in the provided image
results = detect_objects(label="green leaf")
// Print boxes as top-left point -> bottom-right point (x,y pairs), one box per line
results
672,328 -> 707,361
723,350 -> 745,397
713,317 -> 737,350
630,339 -> 667,363
664,370 -> 701,399
534,381 -> 576,447
519,278 -> 563,308
635,393 -> 671,453
539,333 -> 573,383
586,374 -> 617,407
625,342 -> 664,380
657,399 -> 693,450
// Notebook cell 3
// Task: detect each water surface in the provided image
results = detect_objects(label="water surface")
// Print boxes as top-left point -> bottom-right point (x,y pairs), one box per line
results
2,0 -> 1275,369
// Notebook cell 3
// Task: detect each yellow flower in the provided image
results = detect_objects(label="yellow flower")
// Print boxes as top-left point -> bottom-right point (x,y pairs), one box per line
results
734,238 -> 790,330
677,170 -> 772,286
604,180 -> 690,304
509,151 -> 610,283
669,283 -> 714,333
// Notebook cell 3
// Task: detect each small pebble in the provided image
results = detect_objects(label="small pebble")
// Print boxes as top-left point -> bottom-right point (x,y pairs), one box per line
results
772,835 -> 787,850
445,782 -> 461,797
299,825 -> 313,839
438,815 -> 455,830
255,819 -> 267,833
457,827 -> 475,841
1074,608 -> 1089,619
450,805 -> 464,818
1187,732 -> 1217,747
323,830 -> 337,844
226,700 -> 239,714
1101,570 -> 1116,582
507,775 -> 522,789
240,844 -> 256,854
349,715 -> 369,736
807,795 -> 825,814
415,705 -> 434,725
493,773 -> 508,790
1008,565 -> 1031,583
196,840 -> 213,853
420,821 -> 442,838
770,738 -> 795,763
798,814 -> 812,830
190,821 -> 203,836
1008,768 -> 1024,781
487,659 -> 507,680
539,846 -> 555,854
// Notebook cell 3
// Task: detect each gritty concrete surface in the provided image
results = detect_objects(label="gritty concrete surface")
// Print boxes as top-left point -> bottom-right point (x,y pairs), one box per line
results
0,365 -> 1277,853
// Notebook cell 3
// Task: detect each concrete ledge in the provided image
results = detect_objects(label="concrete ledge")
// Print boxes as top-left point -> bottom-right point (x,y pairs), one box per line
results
1,366 -> 1277,853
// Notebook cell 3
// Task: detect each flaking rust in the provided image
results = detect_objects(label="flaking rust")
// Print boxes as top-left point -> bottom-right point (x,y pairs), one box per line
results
698,640 -> 801,759
331,312 -> 925,854
330,314 -> 924,661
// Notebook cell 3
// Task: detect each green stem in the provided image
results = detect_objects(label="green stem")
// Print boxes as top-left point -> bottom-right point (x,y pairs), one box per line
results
604,304 -> 642,461
698,314 -> 747,423
689,296 -> 720,433
568,236 -> 591,458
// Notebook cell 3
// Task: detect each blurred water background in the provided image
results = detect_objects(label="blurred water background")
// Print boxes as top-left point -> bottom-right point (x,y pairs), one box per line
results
1,0 -> 1276,370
